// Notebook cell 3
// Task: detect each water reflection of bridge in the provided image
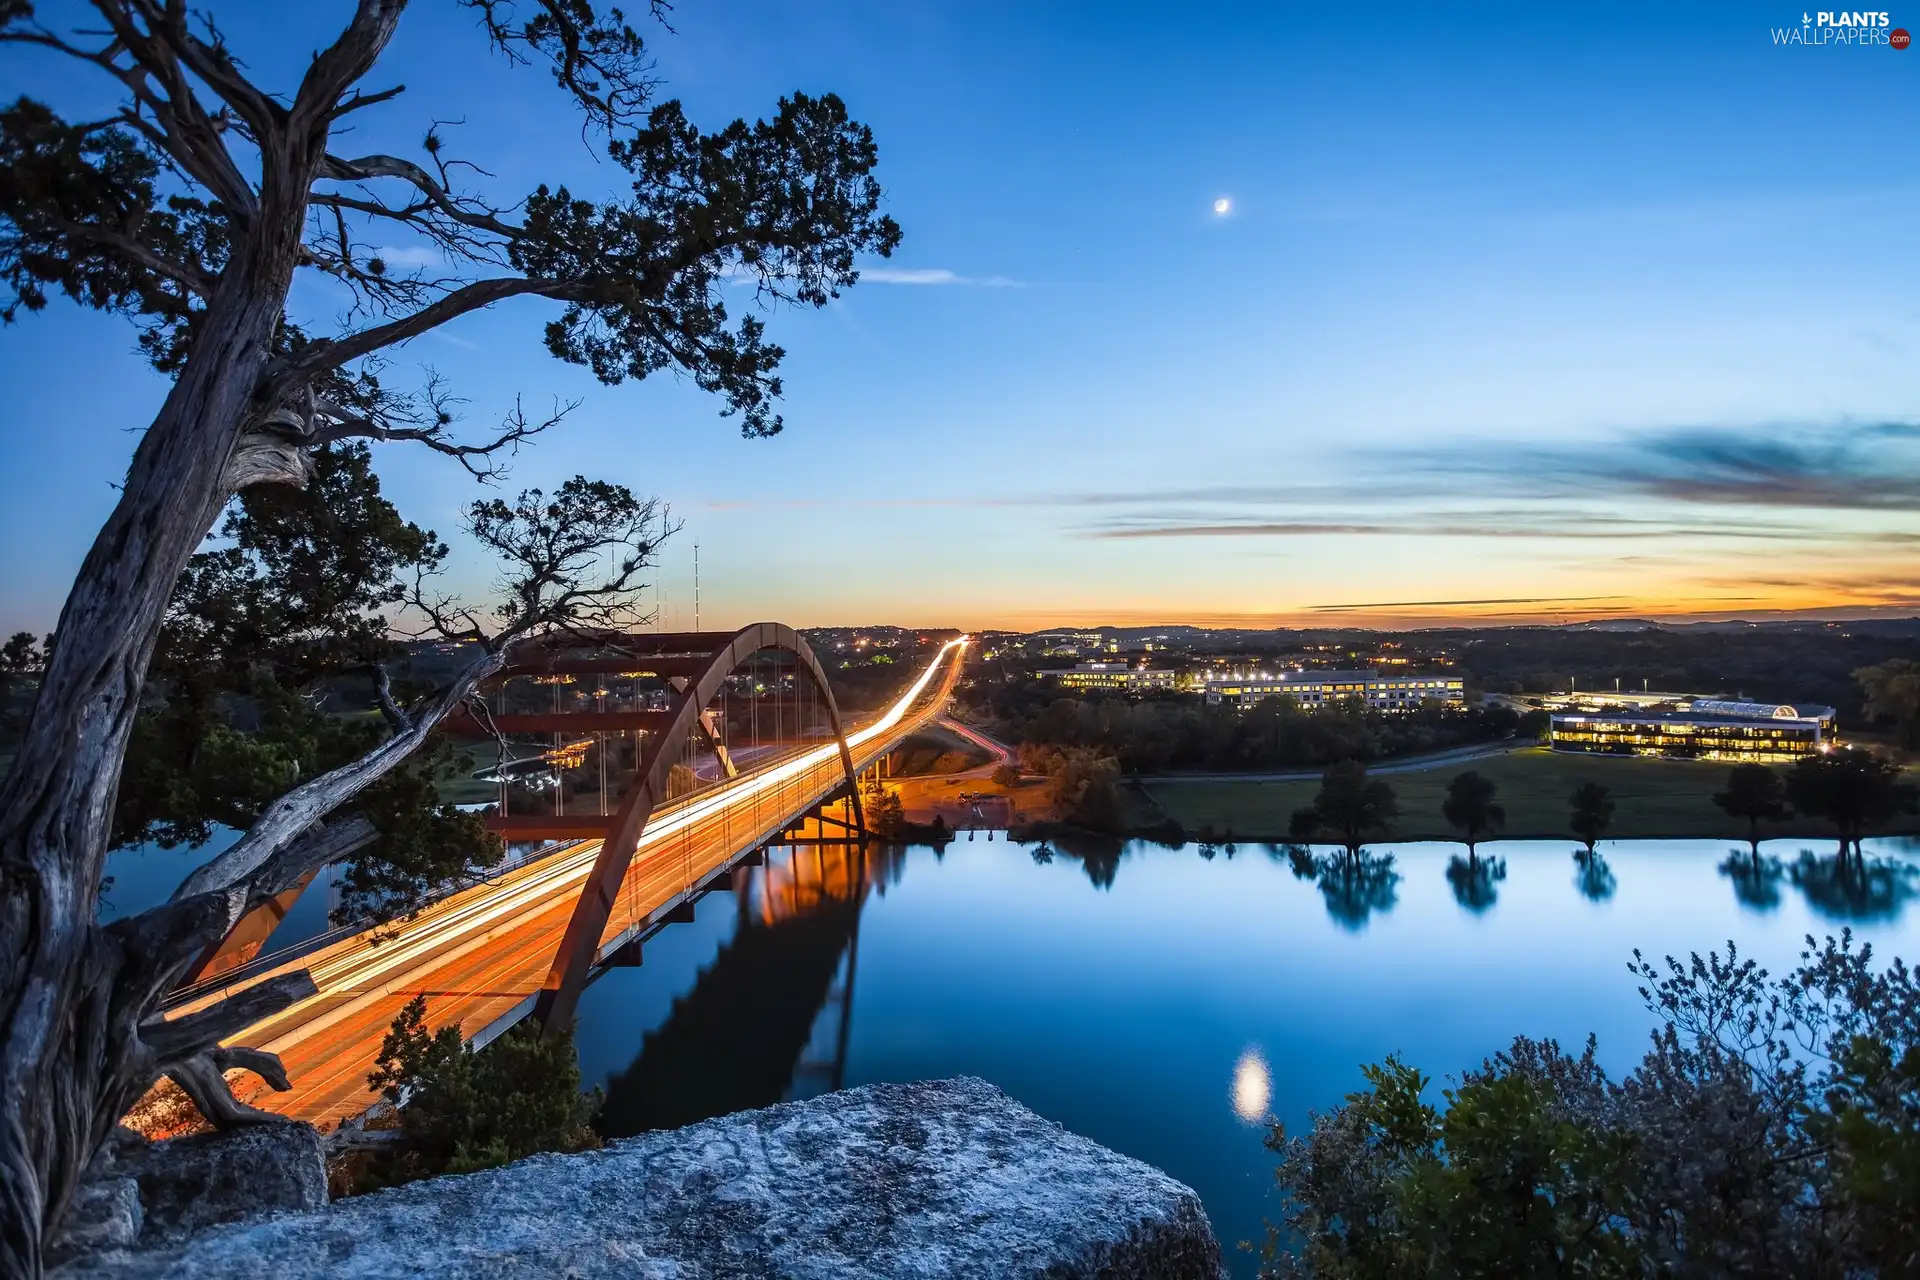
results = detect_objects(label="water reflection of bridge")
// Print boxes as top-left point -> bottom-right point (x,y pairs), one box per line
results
598,840 -> 898,1137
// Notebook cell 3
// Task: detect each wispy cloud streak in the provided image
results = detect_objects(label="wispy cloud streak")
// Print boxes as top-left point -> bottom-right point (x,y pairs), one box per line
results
1087,518 -> 1817,542
1415,421 -> 1920,511
859,267 -> 1022,287
1305,594 -> 1627,612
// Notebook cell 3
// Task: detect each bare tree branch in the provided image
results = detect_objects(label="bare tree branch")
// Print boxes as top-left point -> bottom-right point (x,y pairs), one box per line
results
289,0 -> 408,137
371,664 -> 411,734
80,1 -> 263,218
168,649 -> 510,902
461,0 -> 669,134
314,150 -> 523,240
213,1044 -> 292,1092
163,1055 -> 280,1127
312,393 -> 576,481
267,276 -> 589,387
139,970 -> 319,1063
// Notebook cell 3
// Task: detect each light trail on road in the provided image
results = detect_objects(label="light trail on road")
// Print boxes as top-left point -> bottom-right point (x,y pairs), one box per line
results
154,637 -> 968,1127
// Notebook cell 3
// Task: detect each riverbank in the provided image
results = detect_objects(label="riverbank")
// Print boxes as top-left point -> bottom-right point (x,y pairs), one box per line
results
1131,747 -> 1920,843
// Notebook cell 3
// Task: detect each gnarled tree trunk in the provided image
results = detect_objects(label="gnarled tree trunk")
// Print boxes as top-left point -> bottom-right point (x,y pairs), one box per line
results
0,16 -> 398,1260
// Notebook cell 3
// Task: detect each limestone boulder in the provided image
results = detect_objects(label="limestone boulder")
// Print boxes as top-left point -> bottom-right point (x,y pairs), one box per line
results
59,1077 -> 1221,1278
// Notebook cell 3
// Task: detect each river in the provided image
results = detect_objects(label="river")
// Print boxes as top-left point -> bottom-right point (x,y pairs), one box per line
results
102,827 -> 1920,1272
568,832 -> 1920,1275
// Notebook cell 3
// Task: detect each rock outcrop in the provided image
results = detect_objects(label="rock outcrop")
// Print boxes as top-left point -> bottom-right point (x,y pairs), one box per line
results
60,1077 -> 1222,1278
52,1120 -> 327,1262
120,1121 -> 329,1240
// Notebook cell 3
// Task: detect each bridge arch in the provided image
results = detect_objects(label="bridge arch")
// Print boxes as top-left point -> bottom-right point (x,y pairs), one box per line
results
516,622 -> 866,1035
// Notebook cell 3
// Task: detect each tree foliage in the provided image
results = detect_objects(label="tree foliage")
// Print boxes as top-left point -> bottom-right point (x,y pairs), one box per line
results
1569,781 -> 1614,853
1787,747 -> 1918,861
110,443 -> 501,919
1292,760 -> 1398,859
1262,935 -> 1920,1278
1854,658 -> 1920,749
982,689 -> 1521,775
0,1 -> 901,1265
0,630 -> 49,742
363,994 -> 600,1185
1440,769 -> 1504,857
862,777 -> 907,839
1713,763 -> 1791,856
1018,744 -> 1123,832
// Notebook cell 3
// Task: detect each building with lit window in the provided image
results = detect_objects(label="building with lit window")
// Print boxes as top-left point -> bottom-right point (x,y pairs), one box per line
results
1042,661 -> 1178,692
1200,669 -> 1465,712
1549,699 -> 1836,763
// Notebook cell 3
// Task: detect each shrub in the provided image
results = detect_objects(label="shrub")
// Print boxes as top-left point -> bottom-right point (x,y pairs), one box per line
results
360,995 -> 601,1186
1261,934 -> 1920,1277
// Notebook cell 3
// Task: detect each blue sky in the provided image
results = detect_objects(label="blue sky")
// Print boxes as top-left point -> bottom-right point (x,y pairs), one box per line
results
3,2 -> 1917,633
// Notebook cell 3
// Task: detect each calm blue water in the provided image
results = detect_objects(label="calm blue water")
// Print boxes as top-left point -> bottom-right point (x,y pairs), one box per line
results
101,829 -> 1920,1271
97,826 -> 337,945
571,834 -> 1920,1274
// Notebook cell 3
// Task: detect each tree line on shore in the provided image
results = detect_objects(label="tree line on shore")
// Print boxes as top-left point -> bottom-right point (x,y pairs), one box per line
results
979,689 -> 1533,775
1285,747 -> 1915,865
1009,732 -> 1916,860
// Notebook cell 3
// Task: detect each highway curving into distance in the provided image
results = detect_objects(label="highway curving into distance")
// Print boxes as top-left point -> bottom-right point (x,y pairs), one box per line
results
158,637 -> 969,1128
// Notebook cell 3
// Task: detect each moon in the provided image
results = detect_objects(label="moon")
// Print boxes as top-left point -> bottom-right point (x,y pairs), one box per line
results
1213,197 -> 1232,216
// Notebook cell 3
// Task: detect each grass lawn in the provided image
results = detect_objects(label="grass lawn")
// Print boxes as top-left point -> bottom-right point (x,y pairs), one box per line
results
1137,747 -> 1920,843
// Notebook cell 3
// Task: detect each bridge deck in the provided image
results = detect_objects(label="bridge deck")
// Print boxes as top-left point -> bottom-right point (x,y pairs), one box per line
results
158,641 -> 964,1128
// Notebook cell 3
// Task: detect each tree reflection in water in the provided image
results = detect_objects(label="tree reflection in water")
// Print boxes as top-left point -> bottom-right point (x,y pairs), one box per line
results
1050,833 -> 1125,889
1719,850 -> 1784,912
1281,845 -> 1400,931
1446,853 -> 1507,914
1789,849 -> 1919,923
1573,849 -> 1617,903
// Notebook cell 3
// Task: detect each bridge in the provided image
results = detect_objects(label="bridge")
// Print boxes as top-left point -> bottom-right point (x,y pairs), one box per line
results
152,627 -> 968,1129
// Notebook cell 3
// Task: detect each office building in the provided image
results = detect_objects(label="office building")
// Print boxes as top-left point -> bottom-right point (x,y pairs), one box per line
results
1043,661 -> 1178,692
1200,668 -> 1465,712
1549,698 -> 1835,763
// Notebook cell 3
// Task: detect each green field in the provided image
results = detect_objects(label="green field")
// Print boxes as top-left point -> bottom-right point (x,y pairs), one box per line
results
1137,747 -> 1920,844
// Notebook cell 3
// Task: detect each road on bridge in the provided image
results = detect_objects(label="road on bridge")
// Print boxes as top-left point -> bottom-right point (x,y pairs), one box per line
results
156,638 -> 968,1129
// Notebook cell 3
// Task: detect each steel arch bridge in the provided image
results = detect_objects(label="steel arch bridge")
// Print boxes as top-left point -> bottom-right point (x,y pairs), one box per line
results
449,622 -> 869,1033
156,627 -> 967,1129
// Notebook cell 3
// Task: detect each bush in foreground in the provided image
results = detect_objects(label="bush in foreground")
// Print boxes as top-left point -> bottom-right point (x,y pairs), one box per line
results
1262,934 -> 1919,1277
358,996 -> 601,1188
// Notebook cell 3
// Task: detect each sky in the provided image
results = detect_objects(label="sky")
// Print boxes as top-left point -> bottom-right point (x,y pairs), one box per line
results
2,2 -> 1917,634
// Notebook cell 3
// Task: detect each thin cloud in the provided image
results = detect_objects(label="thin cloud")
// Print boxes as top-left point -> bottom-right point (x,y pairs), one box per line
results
858,267 -> 1022,287
1084,518 -> 1817,542
1418,421 -> 1920,512
1305,594 -> 1627,612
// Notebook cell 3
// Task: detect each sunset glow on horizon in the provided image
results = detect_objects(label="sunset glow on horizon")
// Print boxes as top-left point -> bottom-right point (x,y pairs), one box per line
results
2,4 -> 1915,637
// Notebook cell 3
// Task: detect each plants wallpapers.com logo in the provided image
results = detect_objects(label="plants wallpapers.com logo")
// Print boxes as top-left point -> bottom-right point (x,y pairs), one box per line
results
1771,10 -> 1911,45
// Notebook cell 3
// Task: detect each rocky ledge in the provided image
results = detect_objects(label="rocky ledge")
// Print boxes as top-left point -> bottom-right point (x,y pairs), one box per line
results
60,1077 -> 1222,1279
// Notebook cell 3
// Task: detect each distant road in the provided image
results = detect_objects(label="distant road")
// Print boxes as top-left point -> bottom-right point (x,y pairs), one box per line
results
1137,739 -> 1531,785
932,715 -> 1017,779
